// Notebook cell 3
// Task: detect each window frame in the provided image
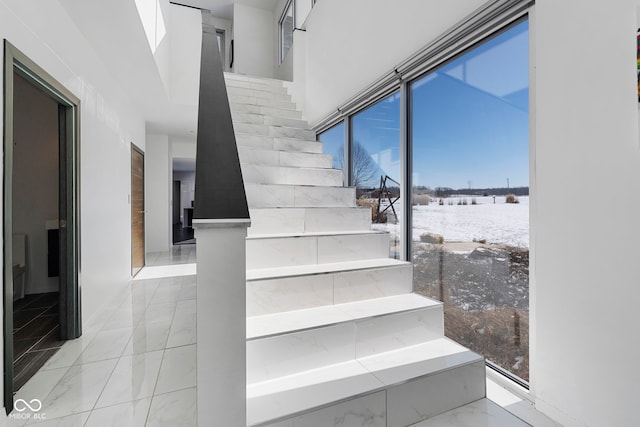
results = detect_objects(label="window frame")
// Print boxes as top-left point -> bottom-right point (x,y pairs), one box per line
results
278,0 -> 294,64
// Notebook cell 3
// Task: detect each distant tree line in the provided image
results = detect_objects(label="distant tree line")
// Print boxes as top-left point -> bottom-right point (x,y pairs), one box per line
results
414,186 -> 529,197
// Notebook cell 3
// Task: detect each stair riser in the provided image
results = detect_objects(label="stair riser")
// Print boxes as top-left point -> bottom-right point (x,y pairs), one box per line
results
246,185 -> 355,208
226,82 -> 289,95
231,103 -> 302,119
246,233 -> 389,269
224,73 -> 285,87
232,112 -> 308,129
236,135 -> 322,153
239,148 -> 332,169
241,164 -> 342,187
262,392 -> 386,427
386,361 -> 486,427
246,264 -> 412,316
227,86 -> 291,100
229,95 -> 296,110
247,207 -> 371,235
247,306 -> 443,383
234,123 -> 315,140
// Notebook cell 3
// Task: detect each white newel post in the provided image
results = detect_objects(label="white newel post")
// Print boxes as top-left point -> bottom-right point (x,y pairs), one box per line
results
194,219 -> 250,426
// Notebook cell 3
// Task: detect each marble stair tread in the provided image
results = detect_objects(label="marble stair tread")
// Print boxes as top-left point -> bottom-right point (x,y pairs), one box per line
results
238,147 -> 333,168
246,229 -> 386,240
227,86 -> 292,101
245,183 -> 356,208
247,360 -> 382,426
232,113 -> 308,129
224,72 -> 288,86
247,293 -> 440,340
409,398 -> 530,427
241,164 -> 342,186
247,338 -> 482,426
236,134 -> 322,153
247,258 -> 408,281
358,338 -> 483,386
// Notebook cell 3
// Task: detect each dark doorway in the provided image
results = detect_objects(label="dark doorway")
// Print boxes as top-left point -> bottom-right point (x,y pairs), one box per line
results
3,41 -> 81,412
173,180 -> 181,225
131,145 -> 145,276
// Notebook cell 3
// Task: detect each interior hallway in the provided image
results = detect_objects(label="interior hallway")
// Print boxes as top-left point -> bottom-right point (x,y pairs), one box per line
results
8,246 -> 197,426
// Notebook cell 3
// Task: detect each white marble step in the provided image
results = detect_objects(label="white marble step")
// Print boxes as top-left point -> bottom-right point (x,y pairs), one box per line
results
232,111 -> 308,129
235,123 -> 315,140
224,72 -> 286,87
245,183 -> 355,208
237,134 -> 323,153
247,294 -> 443,382
246,231 -> 389,269
229,95 -> 297,110
226,80 -> 289,94
231,102 -> 302,119
248,207 -> 370,235
241,164 -> 342,187
409,398 -> 530,427
239,147 -> 333,169
246,258 -> 412,315
227,85 -> 291,101
247,338 -> 484,426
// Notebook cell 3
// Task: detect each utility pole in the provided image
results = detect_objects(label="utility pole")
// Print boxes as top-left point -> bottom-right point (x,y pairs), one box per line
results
507,178 -> 510,190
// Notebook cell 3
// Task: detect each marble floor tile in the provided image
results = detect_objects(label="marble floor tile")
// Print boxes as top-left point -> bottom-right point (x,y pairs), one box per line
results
84,398 -> 152,427
41,332 -> 98,370
146,388 -> 196,427
178,283 -> 197,301
143,302 -> 178,325
95,351 -> 163,408
14,367 -> 69,408
123,320 -> 172,356
35,359 -> 117,420
411,399 -> 530,427
155,345 -> 197,395
73,328 -> 133,365
25,412 -> 90,426
166,300 -> 196,348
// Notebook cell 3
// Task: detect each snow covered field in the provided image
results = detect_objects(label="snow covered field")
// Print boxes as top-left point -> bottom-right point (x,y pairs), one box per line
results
375,196 -> 529,249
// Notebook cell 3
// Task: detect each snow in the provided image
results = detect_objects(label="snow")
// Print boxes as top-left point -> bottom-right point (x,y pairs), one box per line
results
375,196 -> 529,249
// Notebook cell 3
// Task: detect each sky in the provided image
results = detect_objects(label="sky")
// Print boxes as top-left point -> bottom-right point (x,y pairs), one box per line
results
319,20 -> 529,191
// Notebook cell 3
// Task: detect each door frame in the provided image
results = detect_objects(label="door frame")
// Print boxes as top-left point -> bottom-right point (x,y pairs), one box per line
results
3,40 -> 81,413
131,144 -> 145,276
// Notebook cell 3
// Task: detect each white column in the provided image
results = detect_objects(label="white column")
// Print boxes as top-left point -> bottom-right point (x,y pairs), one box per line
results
194,219 -> 250,426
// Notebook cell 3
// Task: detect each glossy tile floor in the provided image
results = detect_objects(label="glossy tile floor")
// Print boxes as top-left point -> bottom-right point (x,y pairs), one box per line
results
8,245 -> 197,426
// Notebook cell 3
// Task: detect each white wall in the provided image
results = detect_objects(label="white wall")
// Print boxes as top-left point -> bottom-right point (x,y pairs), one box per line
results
146,134 -> 171,252
532,1 -> 640,426
302,0 -> 487,124
233,2 -> 275,78
0,0 -> 146,411
169,3 -> 202,105
12,74 -> 60,295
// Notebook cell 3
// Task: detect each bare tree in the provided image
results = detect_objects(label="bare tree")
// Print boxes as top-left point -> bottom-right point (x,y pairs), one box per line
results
334,141 -> 381,188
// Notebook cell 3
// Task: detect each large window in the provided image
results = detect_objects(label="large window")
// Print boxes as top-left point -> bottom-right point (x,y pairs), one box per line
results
317,122 -> 344,172
410,21 -> 529,381
351,92 -> 401,259
279,0 -> 294,63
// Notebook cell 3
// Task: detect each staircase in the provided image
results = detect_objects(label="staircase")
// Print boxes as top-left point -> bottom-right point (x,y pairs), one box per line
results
225,73 -> 487,427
